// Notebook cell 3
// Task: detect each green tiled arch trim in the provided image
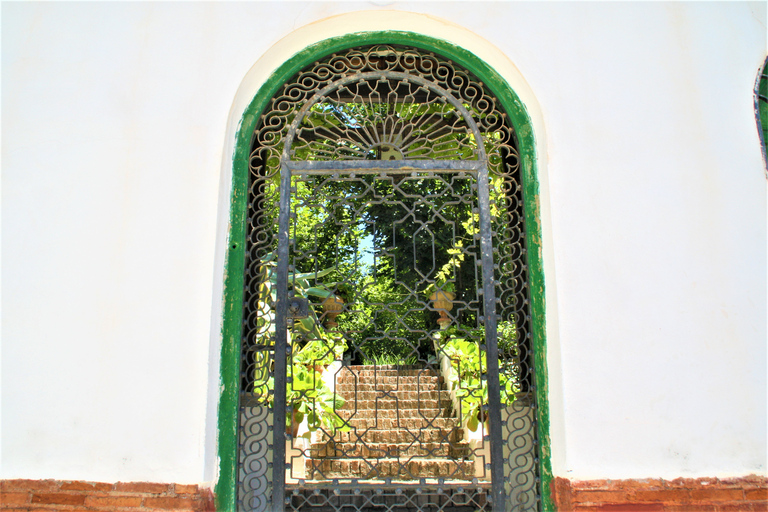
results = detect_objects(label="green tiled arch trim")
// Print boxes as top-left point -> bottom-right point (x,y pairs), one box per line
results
216,31 -> 553,512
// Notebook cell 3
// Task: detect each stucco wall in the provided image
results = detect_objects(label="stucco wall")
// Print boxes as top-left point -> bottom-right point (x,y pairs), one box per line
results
2,1 -> 765,486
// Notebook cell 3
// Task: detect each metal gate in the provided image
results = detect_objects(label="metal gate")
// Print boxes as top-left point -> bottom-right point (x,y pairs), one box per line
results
239,46 -> 539,512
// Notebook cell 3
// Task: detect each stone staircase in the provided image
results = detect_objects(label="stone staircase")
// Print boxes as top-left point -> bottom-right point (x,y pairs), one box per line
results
304,365 -> 476,481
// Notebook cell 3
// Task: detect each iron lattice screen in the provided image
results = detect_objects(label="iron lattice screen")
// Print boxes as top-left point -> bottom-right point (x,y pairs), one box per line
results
238,45 -> 539,512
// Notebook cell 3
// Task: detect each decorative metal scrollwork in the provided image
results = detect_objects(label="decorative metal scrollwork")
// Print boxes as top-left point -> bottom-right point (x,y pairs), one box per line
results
238,45 -> 539,512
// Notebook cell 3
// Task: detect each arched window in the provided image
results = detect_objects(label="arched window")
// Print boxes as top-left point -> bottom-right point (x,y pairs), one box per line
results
219,37 -> 549,512
756,56 -> 768,172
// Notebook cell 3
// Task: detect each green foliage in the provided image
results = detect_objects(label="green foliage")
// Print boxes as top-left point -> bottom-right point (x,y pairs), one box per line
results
439,322 -> 521,432
423,241 -> 465,295
362,351 -> 420,366
253,257 -> 349,436
288,342 -> 349,436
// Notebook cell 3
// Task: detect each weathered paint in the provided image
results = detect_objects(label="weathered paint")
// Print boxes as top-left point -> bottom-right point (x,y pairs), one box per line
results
217,31 -> 552,511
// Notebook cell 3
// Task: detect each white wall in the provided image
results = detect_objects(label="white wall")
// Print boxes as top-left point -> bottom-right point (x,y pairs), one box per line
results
2,1 -> 765,485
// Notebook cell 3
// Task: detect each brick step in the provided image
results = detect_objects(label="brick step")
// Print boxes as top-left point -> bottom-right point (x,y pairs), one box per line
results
304,458 -> 476,480
343,417 -> 459,430
310,441 -> 471,458
337,398 -> 451,411
331,390 -> 451,402
337,408 -> 449,419
336,375 -> 441,386
337,366 -> 439,377
335,383 -> 442,392
320,427 -> 464,445
287,488 -> 489,512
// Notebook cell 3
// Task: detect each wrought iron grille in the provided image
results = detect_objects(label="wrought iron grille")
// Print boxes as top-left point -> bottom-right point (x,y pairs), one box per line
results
239,45 -> 539,512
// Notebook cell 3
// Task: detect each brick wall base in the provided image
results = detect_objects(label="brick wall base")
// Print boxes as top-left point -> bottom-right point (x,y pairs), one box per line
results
3,476 -> 765,511
0,480 -> 215,512
551,475 -> 767,511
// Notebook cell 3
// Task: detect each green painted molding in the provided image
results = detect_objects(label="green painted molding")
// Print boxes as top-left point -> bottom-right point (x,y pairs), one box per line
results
216,31 -> 553,512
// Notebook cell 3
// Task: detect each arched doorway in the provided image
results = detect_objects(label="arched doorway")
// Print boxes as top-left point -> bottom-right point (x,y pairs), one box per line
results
222,35 -> 549,512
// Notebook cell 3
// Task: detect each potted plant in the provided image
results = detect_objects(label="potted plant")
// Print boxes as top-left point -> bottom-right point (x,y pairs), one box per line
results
424,243 -> 465,329
321,295 -> 344,328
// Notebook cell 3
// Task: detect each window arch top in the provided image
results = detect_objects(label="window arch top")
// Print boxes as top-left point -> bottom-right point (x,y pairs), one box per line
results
253,45 -> 516,173
282,71 -> 488,164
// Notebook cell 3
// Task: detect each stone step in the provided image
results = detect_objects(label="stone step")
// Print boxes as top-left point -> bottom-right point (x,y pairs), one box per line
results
343,417 -> 459,430
310,441 -> 471,458
304,458 -> 477,480
322,427 -> 464,445
337,408 -> 449,420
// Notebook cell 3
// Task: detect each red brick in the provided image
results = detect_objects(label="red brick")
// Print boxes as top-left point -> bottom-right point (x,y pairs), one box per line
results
717,504 -> 758,512
696,477 -> 725,487
84,494 -> 143,508
29,510 -> 90,512
738,475 -> 768,486
665,505 -> 717,512
1,480 -> 58,492
573,506 -> 600,512
690,489 -> 745,502
573,490 -> 630,504
144,497 -> 198,509
0,492 -> 30,505
60,480 -> 112,492
746,488 -> 768,501
552,476 -> 573,511
33,510 -> 92,512
596,504 -> 664,511
115,481 -> 170,494
174,484 -> 199,495
668,477 -> 728,489
615,479 -> 666,490
202,488 -> 215,512
634,489 -> 692,502
573,480 -> 611,490
31,492 -> 86,506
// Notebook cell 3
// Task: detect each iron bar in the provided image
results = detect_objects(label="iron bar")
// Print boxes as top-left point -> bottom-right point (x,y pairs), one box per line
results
272,160 -> 292,512
285,159 -> 482,173
476,162 -> 504,512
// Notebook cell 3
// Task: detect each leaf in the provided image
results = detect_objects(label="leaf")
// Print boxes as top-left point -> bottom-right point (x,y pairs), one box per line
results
305,286 -> 334,298
293,267 -> 335,280
467,413 -> 479,432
